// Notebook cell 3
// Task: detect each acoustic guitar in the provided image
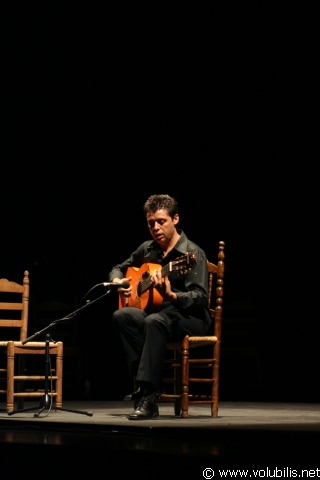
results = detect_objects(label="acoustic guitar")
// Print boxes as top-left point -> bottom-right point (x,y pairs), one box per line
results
118,252 -> 196,311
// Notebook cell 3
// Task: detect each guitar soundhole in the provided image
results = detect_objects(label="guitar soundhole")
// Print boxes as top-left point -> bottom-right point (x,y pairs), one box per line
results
137,271 -> 150,297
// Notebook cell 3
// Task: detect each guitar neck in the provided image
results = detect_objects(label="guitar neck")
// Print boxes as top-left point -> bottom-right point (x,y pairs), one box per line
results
161,263 -> 171,277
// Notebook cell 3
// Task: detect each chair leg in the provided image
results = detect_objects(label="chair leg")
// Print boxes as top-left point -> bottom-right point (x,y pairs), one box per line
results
212,347 -> 220,417
212,379 -> 219,416
7,342 -> 14,413
180,338 -> 189,418
54,342 -> 63,409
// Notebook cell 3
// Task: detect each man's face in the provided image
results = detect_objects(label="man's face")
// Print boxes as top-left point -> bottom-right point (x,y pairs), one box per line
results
146,209 -> 179,246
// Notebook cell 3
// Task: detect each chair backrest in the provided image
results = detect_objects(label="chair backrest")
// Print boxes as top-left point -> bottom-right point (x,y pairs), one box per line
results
0,271 -> 29,342
207,240 -> 225,336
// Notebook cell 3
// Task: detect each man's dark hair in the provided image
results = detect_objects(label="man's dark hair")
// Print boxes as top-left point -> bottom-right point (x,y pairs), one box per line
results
143,194 -> 179,218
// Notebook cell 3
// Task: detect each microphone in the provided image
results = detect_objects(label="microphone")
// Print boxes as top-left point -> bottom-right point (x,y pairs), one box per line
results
101,281 -> 130,289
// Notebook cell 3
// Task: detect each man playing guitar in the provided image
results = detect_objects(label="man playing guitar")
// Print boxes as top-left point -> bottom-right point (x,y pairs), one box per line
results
109,194 -> 212,420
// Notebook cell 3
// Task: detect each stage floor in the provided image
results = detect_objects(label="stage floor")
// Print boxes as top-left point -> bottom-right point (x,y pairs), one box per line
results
1,400 -> 320,475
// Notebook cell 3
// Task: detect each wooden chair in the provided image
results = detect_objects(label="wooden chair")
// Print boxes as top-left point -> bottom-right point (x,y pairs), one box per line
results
159,240 -> 225,417
0,270 -> 63,414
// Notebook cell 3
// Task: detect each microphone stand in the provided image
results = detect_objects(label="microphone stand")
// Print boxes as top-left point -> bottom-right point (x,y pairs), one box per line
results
7,287 -> 113,417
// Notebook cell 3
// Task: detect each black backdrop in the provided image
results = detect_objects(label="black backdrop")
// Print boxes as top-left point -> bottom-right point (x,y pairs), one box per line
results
2,8 -> 316,402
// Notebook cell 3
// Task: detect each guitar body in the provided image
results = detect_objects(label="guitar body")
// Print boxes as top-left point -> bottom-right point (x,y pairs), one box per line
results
118,263 -> 163,310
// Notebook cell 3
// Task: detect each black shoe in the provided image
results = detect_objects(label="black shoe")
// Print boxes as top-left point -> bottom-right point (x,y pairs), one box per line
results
128,397 -> 159,420
123,387 -> 142,402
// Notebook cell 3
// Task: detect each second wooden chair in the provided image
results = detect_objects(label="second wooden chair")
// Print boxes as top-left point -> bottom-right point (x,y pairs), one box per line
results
0,271 -> 63,414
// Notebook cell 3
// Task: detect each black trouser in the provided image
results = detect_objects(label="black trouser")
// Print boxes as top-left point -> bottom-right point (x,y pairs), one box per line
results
112,304 -> 209,391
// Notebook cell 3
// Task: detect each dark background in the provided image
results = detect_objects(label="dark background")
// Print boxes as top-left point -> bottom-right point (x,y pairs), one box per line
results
1,8 -> 316,402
